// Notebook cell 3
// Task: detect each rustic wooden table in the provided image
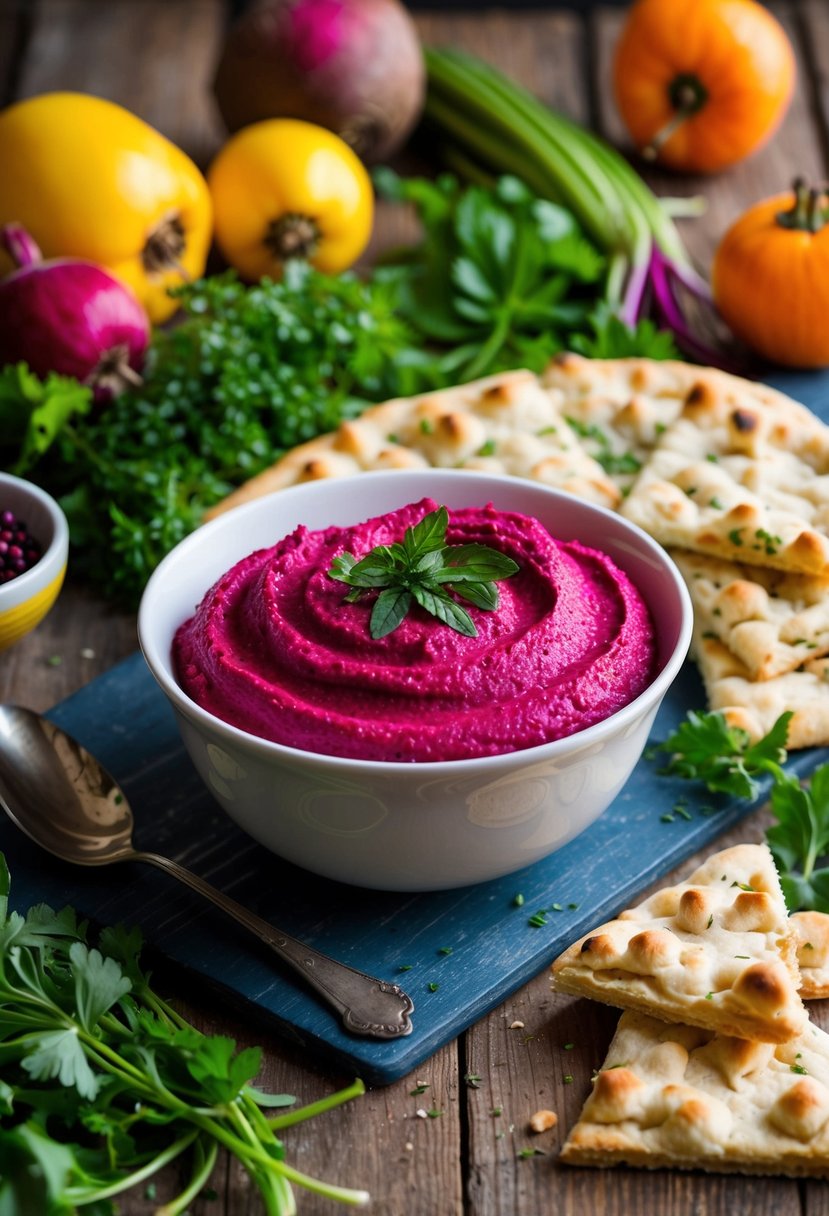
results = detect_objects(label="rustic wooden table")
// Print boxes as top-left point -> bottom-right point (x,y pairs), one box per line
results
3,2 -> 829,1213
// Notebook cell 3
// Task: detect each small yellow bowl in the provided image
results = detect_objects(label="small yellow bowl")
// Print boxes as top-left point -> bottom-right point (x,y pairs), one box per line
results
0,473 -> 69,651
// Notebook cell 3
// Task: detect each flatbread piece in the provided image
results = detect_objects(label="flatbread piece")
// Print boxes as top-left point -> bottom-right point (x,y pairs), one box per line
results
551,843 -> 806,1044
560,1009 -> 829,1177
204,368 -> 619,520
691,626 -> 829,748
621,379 -> 829,575
672,549 -> 829,681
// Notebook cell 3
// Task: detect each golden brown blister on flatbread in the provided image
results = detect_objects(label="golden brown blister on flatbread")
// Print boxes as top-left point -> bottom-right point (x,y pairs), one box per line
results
672,549 -> 829,681
551,843 -> 806,1044
540,352 -> 705,494
204,368 -> 620,520
560,1010 -> 829,1177
692,627 -> 829,748
621,381 -> 829,575
792,912 -> 829,1000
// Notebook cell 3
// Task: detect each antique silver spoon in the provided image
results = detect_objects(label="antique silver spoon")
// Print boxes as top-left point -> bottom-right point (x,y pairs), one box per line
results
0,704 -> 414,1040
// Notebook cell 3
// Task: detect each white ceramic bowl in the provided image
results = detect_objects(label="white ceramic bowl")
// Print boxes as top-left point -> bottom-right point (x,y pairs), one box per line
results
0,473 -> 69,652
138,470 -> 692,891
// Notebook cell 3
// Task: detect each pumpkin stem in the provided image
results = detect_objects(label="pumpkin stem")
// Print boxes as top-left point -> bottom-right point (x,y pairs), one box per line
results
776,177 -> 828,233
264,213 -> 321,263
642,74 -> 709,163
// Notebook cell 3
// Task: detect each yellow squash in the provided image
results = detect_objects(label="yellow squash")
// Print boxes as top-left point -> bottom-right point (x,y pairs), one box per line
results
207,118 -> 373,280
0,92 -> 212,323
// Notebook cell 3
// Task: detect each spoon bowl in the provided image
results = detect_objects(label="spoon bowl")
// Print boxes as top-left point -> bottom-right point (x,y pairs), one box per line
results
0,704 -> 414,1040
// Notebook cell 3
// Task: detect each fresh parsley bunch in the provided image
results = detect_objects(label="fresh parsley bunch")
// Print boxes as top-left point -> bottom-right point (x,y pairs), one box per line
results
374,169 -> 679,381
658,710 -> 829,913
1,265 -> 437,607
329,505 -> 519,638
0,855 -> 367,1215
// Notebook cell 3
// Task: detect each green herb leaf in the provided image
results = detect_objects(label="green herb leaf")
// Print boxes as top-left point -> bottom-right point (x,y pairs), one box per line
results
655,708 -> 829,912
0,852 -> 369,1211
329,506 -> 518,639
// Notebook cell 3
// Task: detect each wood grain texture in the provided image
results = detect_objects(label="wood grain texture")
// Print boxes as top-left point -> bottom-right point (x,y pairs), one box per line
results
14,0 -> 226,167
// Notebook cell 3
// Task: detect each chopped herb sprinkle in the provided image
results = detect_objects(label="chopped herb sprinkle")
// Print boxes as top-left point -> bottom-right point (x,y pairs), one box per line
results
528,911 -> 549,928
791,1063 -> 808,1075
410,1084 -> 429,1096
438,946 -> 453,956
513,893 -> 525,907
518,1147 -> 546,1159
563,1075 -> 574,1085
427,982 -> 439,992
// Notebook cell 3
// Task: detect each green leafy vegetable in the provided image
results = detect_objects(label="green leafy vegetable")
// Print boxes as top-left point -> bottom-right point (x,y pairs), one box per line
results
657,710 -> 829,911
0,362 -> 92,474
329,504 -> 518,639
375,170 -> 679,381
3,265 -> 433,607
0,854 -> 368,1214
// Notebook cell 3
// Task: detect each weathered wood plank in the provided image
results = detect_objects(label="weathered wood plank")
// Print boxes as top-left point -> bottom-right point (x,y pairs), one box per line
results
0,0 -> 31,107
12,0 -> 227,167
801,0 -> 829,165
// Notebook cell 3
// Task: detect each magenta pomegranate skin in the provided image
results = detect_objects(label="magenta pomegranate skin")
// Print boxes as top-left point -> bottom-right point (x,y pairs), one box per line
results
0,223 -> 150,402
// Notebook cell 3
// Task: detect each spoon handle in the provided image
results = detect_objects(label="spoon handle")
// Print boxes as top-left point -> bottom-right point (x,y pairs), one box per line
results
133,850 -> 414,1040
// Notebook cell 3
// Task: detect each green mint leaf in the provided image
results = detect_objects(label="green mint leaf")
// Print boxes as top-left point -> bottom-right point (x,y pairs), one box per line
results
451,256 -> 497,304
370,587 -> 412,639
331,505 -> 518,638
402,507 -> 449,561
329,552 -> 358,581
411,584 -> 477,637
451,580 -> 500,611
439,544 -> 519,581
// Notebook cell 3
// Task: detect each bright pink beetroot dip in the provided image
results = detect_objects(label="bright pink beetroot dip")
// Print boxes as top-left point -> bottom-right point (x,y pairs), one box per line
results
173,498 -> 657,762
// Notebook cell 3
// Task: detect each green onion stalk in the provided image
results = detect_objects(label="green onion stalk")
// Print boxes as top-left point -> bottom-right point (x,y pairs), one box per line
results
423,47 -> 739,368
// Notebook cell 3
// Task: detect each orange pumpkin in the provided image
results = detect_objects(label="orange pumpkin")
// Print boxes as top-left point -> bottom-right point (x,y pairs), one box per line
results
712,180 -> 829,368
613,0 -> 796,174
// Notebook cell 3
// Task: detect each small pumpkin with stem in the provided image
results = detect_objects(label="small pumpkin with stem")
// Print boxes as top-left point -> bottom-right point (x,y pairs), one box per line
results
612,0 -> 796,174
712,179 -> 829,368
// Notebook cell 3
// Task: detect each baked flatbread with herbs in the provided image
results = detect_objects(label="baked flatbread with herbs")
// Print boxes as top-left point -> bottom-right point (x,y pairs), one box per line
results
620,380 -> 829,575
204,368 -> 620,520
673,549 -> 829,681
551,843 -> 806,1044
691,627 -> 829,748
560,1009 -> 829,1177
540,352 -> 706,494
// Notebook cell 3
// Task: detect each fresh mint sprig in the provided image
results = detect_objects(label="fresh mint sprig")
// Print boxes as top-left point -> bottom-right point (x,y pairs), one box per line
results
328,505 -> 519,640
657,709 -> 829,912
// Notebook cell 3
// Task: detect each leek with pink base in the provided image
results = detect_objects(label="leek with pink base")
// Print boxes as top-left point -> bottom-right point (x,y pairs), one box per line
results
424,48 -> 741,370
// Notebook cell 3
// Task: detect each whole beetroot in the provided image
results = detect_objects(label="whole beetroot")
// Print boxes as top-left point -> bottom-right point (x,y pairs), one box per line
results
213,0 -> 425,165
0,224 -> 150,403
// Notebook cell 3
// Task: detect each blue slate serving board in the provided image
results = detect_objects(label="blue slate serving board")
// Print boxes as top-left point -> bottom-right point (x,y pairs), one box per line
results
3,367 -> 828,1087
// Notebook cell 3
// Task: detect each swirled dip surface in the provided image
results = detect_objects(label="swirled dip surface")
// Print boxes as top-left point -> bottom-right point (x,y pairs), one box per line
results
173,498 -> 657,761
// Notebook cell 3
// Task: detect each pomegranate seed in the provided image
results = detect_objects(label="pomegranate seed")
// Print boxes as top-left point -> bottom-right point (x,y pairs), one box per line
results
0,509 -> 42,582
